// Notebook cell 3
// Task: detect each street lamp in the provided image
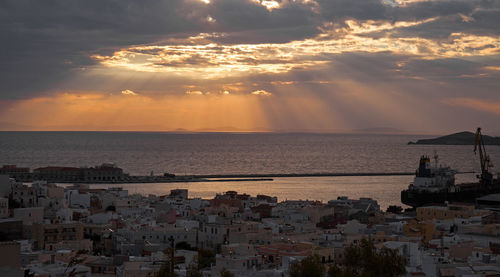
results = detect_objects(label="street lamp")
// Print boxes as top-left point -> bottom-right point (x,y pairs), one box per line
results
168,236 -> 175,275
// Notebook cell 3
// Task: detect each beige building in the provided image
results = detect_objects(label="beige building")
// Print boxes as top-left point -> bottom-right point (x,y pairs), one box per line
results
302,205 -> 335,224
32,222 -> 84,250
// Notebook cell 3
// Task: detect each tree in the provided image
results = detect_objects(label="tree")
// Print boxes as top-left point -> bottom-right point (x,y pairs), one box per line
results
197,248 -> 215,270
290,255 -> 325,277
185,256 -> 203,277
386,205 -> 403,214
220,268 -> 235,277
186,265 -> 203,277
328,239 -> 406,277
64,250 -> 89,277
155,262 -> 177,277
176,241 -> 196,251
156,241 -> 177,277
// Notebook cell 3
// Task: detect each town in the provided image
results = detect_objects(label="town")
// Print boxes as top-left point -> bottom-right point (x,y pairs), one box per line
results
1,174 -> 500,277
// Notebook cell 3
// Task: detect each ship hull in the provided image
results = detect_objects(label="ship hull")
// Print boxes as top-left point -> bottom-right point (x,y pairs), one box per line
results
401,184 -> 500,207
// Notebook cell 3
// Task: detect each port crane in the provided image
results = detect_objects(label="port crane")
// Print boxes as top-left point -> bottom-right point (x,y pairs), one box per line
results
474,127 -> 493,186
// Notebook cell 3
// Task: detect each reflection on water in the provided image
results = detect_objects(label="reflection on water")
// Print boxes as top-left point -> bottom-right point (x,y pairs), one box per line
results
84,176 -> 415,210
2,132 -> 499,176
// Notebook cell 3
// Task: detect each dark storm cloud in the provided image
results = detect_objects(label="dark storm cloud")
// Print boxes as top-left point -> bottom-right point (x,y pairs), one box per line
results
1,0 -> 500,100
315,0 -> 476,23
0,0 -> 202,99
392,0 -> 476,20
316,0 -> 390,21
388,8 -> 500,39
210,0 -> 314,30
0,0 -> 324,98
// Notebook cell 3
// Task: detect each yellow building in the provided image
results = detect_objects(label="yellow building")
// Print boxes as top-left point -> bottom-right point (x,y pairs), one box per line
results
403,219 -> 437,243
416,204 -> 489,221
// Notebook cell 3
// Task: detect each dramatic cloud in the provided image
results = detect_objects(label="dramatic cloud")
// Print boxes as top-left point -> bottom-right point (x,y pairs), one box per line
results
121,90 -> 138,96
251,90 -> 273,96
186,91 -> 204,95
1,0 -> 500,132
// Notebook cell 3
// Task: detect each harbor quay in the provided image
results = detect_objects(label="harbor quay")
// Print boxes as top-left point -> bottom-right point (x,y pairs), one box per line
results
0,175 -> 500,276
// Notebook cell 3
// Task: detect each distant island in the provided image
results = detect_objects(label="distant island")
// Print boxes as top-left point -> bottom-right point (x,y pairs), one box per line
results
408,131 -> 500,145
352,127 -> 406,134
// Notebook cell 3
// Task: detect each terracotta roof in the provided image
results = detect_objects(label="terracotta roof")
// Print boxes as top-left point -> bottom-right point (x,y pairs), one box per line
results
35,166 -> 80,171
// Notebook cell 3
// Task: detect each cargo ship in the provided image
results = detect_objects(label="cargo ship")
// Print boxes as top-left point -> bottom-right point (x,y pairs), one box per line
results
401,128 -> 500,208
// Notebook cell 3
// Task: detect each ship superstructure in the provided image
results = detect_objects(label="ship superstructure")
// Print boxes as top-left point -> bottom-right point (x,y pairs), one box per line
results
409,154 -> 455,193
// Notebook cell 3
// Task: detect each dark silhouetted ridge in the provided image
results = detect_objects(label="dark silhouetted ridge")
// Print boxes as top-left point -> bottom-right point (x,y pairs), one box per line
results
408,131 -> 500,145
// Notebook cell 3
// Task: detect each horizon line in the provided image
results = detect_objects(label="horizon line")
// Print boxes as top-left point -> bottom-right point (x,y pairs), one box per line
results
0,129 -> 459,136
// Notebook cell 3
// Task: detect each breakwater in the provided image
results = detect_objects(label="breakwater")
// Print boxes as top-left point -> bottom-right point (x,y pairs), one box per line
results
5,170 -> 475,184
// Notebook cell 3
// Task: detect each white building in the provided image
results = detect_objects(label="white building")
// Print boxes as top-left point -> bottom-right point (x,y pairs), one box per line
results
65,189 -> 90,208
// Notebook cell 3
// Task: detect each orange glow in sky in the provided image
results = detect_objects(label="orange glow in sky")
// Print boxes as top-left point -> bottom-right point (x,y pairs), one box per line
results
0,92 -> 273,131
2,1 -> 500,133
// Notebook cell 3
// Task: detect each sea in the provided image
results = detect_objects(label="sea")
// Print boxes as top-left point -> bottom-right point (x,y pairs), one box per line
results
1,131 -> 500,209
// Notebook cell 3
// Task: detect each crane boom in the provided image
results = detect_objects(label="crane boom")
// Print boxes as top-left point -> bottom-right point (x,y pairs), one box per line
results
474,127 -> 493,186
474,128 -> 486,172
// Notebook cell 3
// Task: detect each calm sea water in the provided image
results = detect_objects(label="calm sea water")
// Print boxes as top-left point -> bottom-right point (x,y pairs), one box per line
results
1,132 -> 499,208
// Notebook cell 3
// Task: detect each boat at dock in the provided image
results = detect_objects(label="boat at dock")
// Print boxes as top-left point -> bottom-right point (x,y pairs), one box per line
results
401,128 -> 500,208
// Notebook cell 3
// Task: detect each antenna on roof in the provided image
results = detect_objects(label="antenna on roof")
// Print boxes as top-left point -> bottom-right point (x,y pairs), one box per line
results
433,150 -> 439,168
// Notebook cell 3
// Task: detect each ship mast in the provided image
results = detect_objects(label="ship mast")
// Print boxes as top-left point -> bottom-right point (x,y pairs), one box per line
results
474,127 -> 493,186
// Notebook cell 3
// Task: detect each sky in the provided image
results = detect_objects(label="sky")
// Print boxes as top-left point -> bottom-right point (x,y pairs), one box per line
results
1,0 -> 500,134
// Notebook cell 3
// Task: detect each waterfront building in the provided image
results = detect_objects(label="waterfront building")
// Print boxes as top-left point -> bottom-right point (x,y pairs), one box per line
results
34,166 -> 82,182
0,165 -> 30,182
81,164 -> 125,182
33,163 -> 125,183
